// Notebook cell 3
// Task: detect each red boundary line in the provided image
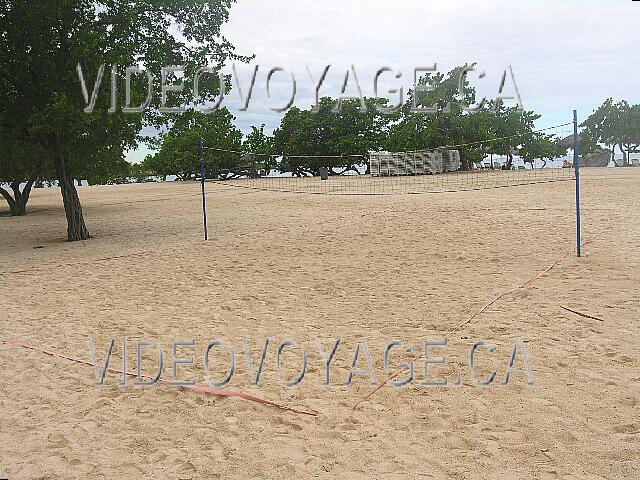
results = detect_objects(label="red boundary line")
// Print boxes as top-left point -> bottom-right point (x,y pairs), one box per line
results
352,225 -> 612,410
0,338 -> 318,417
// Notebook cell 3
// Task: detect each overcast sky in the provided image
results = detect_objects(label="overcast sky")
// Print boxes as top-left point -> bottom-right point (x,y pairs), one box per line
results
128,0 -> 639,162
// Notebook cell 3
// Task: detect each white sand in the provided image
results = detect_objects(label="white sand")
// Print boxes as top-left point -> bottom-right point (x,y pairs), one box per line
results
1,167 -> 638,478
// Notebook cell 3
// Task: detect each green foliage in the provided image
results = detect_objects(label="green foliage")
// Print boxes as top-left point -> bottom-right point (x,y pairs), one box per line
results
482,106 -> 540,168
242,125 -> 275,170
581,99 -> 640,165
0,120 -> 48,185
243,125 -> 273,155
128,163 -> 154,183
143,109 -> 243,180
387,65 -> 542,170
520,133 -> 559,168
388,65 -> 475,153
272,97 -> 389,175
0,0 -> 241,229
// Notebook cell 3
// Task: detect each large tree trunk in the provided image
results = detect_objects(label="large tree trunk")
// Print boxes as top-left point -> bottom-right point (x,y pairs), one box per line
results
504,151 -> 514,170
608,144 -> 615,164
53,151 -> 90,241
618,142 -> 628,166
0,185 -> 20,215
0,175 -> 38,216
460,151 -> 472,171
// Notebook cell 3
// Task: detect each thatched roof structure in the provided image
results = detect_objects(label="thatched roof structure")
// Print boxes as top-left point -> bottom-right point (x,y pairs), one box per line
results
557,134 -> 580,150
582,149 -> 611,167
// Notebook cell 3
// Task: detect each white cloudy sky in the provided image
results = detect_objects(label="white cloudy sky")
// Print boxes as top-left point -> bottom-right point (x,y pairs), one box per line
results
128,0 -> 639,162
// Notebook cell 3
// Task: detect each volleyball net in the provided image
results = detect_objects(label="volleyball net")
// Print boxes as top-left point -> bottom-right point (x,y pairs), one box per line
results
201,121 -> 576,195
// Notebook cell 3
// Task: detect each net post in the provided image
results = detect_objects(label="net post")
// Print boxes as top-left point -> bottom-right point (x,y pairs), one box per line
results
573,110 -> 581,257
199,137 -> 208,241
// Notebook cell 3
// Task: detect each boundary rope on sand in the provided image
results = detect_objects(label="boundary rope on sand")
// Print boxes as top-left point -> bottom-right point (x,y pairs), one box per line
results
1,226 -> 611,416
352,225 -> 612,410
0,338 -> 318,417
0,252 -> 152,276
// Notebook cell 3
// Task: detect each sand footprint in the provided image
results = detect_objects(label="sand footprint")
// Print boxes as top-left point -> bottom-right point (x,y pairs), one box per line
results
272,415 -> 304,433
173,458 -> 197,474
613,423 -> 640,434
46,432 -> 70,449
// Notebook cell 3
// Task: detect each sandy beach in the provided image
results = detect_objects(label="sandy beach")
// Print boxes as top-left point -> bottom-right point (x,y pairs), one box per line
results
1,167 -> 638,479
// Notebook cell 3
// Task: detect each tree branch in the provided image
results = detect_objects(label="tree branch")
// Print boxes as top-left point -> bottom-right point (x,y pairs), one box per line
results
0,184 -> 17,209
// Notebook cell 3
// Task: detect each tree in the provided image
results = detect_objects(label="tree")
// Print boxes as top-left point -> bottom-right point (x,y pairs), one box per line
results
143,109 -> 243,180
241,125 -> 275,174
386,64 -> 542,171
129,163 -> 154,184
272,97 -> 389,175
0,0 -> 241,239
581,99 -> 640,166
387,65 -> 481,169
0,123 -> 46,215
486,106 -> 540,170
520,133 -> 558,168
618,103 -> 640,164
